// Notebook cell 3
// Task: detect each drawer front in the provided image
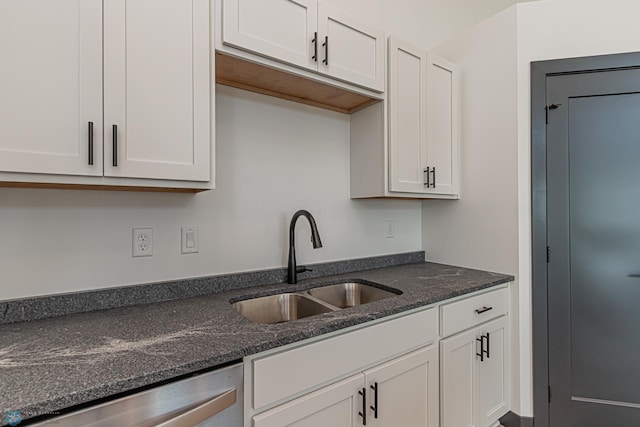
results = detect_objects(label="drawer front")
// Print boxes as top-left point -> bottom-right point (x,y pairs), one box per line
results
252,308 -> 437,411
440,287 -> 508,337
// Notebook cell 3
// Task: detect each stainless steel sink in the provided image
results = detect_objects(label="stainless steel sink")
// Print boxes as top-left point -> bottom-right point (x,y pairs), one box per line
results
306,282 -> 400,308
233,281 -> 402,324
232,293 -> 334,324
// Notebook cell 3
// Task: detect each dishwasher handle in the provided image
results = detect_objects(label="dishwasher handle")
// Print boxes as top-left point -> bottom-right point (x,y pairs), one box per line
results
156,389 -> 237,427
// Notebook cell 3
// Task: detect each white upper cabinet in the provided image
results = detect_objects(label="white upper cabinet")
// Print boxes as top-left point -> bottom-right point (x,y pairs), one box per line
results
0,0 -> 213,190
104,0 -> 211,182
222,0 -> 317,71
316,3 -> 385,92
388,42 -> 460,197
426,53 -> 459,196
388,37 -> 428,193
221,0 -> 384,92
0,0 -> 103,177
351,37 -> 460,199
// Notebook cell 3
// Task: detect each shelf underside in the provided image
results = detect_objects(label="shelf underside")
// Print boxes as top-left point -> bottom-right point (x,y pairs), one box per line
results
215,52 -> 381,114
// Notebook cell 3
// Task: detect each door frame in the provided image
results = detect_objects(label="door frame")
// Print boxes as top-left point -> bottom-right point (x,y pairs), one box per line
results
531,51 -> 640,427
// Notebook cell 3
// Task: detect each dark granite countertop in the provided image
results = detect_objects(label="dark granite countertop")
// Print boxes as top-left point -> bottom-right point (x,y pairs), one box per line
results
0,262 -> 513,425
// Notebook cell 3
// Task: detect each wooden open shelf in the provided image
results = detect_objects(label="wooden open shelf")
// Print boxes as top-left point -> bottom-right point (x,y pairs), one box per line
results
215,52 -> 381,114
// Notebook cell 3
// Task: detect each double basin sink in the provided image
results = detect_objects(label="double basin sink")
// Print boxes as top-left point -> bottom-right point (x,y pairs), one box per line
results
233,281 -> 402,324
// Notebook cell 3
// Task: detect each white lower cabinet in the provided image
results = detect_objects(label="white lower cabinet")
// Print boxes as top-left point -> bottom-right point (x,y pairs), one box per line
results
253,346 -> 439,427
245,286 -> 511,427
364,346 -> 439,427
253,374 -> 362,427
440,316 -> 510,427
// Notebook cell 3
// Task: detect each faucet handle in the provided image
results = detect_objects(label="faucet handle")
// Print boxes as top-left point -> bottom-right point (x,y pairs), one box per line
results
296,266 -> 312,274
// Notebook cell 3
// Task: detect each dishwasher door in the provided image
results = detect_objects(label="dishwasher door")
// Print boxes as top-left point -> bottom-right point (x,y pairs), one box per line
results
32,363 -> 243,427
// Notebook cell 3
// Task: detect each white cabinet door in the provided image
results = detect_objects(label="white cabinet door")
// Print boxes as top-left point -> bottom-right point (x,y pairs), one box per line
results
317,2 -> 385,92
388,37 -> 428,194
0,0 -> 103,176
441,316 -> 510,427
222,0 -> 317,71
364,346 -> 439,427
441,327 -> 479,427
477,317 -> 510,427
253,374 -> 363,427
426,53 -> 459,196
104,0 -> 211,181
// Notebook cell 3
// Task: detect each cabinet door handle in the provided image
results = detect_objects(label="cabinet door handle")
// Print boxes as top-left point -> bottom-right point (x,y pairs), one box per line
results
424,167 -> 431,186
312,32 -> 318,62
358,387 -> 367,425
370,382 -> 378,419
431,167 -> 436,188
486,332 -> 490,359
112,124 -> 118,167
476,335 -> 485,362
322,36 -> 328,65
475,306 -> 493,314
88,121 -> 94,165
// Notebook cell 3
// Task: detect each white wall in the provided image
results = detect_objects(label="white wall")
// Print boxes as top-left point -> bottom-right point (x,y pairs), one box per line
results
322,0 -> 533,49
0,86 -> 422,301
423,0 -> 640,418
336,0 -> 529,48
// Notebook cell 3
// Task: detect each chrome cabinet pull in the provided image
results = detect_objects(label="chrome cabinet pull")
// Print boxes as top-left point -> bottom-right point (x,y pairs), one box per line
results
155,389 -> 236,427
88,122 -> 94,165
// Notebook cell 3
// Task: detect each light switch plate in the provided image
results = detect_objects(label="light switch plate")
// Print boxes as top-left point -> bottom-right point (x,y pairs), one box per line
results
181,226 -> 199,254
385,220 -> 395,238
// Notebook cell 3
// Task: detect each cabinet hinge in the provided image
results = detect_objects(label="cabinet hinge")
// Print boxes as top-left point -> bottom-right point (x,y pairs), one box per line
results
547,246 -> 550,263
548,385 -> 552,403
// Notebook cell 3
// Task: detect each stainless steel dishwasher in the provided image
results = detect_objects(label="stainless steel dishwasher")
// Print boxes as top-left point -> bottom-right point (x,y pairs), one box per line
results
31,363 -> 243,427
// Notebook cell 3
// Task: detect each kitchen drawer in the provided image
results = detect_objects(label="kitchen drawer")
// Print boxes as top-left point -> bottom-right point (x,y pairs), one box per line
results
251,308 -> 437,411
440,286 -> 508,337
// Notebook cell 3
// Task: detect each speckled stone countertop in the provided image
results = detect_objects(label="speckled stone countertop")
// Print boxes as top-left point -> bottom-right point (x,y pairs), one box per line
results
0,262 -> 513,425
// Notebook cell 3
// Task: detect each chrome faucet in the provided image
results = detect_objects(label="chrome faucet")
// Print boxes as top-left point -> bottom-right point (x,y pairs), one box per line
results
287,210 -> 323,284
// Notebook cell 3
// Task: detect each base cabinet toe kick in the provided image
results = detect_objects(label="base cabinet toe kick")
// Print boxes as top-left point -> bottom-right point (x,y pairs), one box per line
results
243,283 -> 512,427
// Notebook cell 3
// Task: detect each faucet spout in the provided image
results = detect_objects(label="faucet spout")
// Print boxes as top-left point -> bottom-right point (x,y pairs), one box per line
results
287,210 -> 323,284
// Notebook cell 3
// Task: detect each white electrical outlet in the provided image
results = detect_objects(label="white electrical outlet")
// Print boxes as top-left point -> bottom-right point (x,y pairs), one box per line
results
181,226 -> 199,254
132,228 -> 153,257
385,220 -> 395,238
